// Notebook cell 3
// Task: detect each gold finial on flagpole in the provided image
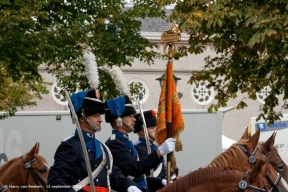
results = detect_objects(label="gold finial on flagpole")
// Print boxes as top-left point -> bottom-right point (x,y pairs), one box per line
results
159,21 -> 181,185
160,21 -> 181,58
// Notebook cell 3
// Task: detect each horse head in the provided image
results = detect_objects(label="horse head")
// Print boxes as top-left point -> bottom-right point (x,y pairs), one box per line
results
241,128 -> 288,185
24,142 -> 50,189
259,132 -> 288,187
208,128 -> 264,168
260,159 -> 288,192
157,160 -> 282,192
0,142 -> 49,192
239,159 -> 286,192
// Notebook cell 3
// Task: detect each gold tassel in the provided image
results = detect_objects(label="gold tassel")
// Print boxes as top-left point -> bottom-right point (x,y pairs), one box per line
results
175,134 -> 183,151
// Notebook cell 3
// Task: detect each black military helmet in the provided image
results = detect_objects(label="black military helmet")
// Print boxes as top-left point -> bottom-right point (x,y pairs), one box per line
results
133,110 -> 157,133
105,95 -> 136,123
70,90 -> 105,118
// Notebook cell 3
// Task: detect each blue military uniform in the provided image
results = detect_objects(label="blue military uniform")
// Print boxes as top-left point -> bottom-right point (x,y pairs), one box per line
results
132,110 -> 177,192
134,138 -> 166,179
48,129 -> 136,192
105,130 -> 163,192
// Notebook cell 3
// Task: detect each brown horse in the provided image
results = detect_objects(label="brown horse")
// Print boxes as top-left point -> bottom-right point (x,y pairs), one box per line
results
208,128 -> 264,168
241,128 -> 288,185
206,128 -> 288,191
158,160 -> 280,192
0,142 -> 49,192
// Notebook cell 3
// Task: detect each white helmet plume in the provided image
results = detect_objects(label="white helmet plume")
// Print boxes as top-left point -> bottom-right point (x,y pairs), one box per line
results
83,51 -> 99,90
102,65 -> 131,96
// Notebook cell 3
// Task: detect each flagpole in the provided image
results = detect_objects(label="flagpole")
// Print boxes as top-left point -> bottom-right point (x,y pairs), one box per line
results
166,57 -> 173,184
160,22 -> 181,184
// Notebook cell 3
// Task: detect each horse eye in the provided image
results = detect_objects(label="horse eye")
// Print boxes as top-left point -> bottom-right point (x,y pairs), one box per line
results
39,168 -> 47,173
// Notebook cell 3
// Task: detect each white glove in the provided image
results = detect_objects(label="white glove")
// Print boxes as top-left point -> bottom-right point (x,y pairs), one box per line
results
127,186 -> 141,192
162,179 -> 173,186
158,138 -> 176,156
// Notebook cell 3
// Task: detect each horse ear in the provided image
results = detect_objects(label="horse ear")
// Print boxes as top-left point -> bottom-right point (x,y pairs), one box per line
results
27,142 -> 39,157
240,127 -> 249,139
247,128 -> 260,148
250,160 -> 264,181
35,142 -> 40,154
261,132 -> 276,153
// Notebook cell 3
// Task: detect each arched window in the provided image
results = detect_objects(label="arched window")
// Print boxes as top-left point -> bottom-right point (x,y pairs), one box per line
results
191,81 -> 214,105
128,79 -> 149,104
256,86 -> 271,104
51,82 -> 68,105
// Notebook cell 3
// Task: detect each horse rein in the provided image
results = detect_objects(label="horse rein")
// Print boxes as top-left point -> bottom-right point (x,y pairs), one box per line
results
238,145 -> 280,192
22,154 -> 47,192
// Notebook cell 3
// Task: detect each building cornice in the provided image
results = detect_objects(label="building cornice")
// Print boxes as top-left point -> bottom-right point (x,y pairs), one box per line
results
121,68 -> 199,74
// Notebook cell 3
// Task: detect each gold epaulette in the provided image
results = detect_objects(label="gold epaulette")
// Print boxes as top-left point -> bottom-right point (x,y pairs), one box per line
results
110,134 -> 116,140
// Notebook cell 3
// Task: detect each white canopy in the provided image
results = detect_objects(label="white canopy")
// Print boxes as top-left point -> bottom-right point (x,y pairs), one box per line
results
222,135 -> 237,152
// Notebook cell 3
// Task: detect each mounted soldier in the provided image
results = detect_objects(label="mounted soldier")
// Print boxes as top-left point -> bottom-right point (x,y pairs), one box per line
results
47,50 -> 141,192
104,95 -> 176,192
47,90 -> 141,192
133,110 -> 177,191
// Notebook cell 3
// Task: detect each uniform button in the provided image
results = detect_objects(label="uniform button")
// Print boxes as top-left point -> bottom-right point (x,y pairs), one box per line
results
88,149 -> 90,152
96,179 -> 99,182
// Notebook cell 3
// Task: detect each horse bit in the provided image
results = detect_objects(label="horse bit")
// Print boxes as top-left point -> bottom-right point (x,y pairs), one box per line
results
22,154 -> 47,192
238,145 -> 281,192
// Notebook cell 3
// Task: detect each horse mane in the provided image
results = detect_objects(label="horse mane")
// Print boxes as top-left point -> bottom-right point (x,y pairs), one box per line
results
0,156 -> 22,176
158,166 -> 241,192
208,139 -> 254,167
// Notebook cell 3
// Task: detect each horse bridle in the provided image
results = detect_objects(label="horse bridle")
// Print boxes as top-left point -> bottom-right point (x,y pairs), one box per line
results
22,154 -> 47,192
238,169 -> 281,192
238,144 -> 259,166
238,145 -> 281,192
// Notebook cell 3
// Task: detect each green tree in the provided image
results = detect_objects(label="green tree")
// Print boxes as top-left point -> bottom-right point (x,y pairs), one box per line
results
167,0 -> 288,123
0,0 -> 166,119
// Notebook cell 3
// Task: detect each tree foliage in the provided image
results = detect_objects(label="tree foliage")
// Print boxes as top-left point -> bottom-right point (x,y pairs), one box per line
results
167,0 -> 288,123
0,0 -> 166,119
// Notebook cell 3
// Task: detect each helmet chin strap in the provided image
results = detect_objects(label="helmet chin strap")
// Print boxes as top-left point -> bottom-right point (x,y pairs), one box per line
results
148,134 -> 155,142
81,110 -> 101,132
142,130 -> 155,142
119,119 -> 135,132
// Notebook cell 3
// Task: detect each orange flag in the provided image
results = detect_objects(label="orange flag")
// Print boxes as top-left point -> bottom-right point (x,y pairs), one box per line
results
156,60 -> 185,149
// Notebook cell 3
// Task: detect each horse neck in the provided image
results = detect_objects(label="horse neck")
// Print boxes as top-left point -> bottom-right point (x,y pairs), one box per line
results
186,172 -> 241,192
208,146 -> 251,168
